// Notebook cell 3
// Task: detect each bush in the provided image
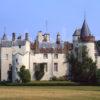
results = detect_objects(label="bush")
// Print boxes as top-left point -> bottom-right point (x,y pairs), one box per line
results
58,76 -> 68,81
18,66 -> 31,83
96,69 -> 100,82
51,76 -> 67,81
51,76 -> 57,81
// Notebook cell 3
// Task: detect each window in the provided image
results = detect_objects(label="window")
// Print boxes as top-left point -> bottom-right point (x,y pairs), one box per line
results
44,63 -> 48,72
16,68 -> 18,71
6,54 -> 8,60
33,63 -> 36,71
34,63 -> 39,72
9,64 -> 12,70
16,59 -> 18,63
54,54 -> 58,59
16,58 -> 19,65
43,54 -> 48,59
54,63 -> 58,72
95,53 -> 98,58
19,45 -> 21,48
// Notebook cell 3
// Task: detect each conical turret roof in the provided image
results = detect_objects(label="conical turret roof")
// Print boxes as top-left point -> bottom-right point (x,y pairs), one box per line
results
81,19 -> 91,37
2,33 -> 7,40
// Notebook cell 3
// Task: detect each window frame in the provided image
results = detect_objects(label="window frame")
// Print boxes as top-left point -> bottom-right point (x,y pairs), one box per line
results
6,54 -> 8,60
43,53 -> 48,59
44,63 -> 48,72
19,45 -> 21,48
54,53 -> 58,59
54,63 -> 58,72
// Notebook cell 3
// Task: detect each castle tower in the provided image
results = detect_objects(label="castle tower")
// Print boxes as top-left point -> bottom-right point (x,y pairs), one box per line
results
73,29 -> 81,48
37,31 -> 43,43
79,19 -> 96,62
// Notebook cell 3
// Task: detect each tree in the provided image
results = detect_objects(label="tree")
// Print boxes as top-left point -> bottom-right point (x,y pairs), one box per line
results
96,40 -> 100,55
18,65 -> 31,83
96,40 -> 100,47
34,63 -> 44,80
67,46 -> 97,83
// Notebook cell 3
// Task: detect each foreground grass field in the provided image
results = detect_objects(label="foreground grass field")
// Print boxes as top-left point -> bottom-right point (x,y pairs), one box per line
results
0,86 -> 100,100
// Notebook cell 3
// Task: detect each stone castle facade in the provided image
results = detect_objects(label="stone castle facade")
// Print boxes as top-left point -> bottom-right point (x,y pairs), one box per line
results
0,19 -> 100,82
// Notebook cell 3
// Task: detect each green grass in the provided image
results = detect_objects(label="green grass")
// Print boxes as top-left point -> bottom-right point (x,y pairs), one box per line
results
0,86 -> 100,100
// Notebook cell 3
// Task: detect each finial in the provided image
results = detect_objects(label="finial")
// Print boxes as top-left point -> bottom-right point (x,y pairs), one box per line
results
84,10 -> 87,21
4,26 -> 6,34
45,20 -> 48,33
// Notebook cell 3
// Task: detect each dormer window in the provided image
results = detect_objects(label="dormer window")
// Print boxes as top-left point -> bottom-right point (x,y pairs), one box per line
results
54,63 -> 58,72
43,54 -> 48,59
16,59 -> 18,63
54,54 -> 58,59
19,45 -> 21,48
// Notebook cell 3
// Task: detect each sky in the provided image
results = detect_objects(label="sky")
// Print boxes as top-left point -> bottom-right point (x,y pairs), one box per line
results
0,0 -> 100,42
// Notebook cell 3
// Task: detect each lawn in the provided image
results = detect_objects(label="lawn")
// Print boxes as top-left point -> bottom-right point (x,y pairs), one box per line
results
0,86 -> 100,100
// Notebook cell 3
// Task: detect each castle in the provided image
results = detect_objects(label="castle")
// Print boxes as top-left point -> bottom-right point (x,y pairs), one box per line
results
0,19 -> 100,82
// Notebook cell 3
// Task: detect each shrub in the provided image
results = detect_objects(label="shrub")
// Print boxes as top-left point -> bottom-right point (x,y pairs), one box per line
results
34,64 -> 44,80
96,69 -> 100,82
51,76 -> 67,81
51,76 -> 57,81
58,76 -> 68,81
18,66 -> 31,83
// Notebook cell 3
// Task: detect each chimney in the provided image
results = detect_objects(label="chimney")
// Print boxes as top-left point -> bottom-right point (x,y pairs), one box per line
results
56,32 -> 60,44
12,33 -> 16,41
25,33 -> 29,41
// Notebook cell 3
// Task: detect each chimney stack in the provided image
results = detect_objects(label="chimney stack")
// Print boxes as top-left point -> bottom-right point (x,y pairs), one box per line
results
56,32 -> 60,44
12,33 -> 16,41
25,33 -> 29,41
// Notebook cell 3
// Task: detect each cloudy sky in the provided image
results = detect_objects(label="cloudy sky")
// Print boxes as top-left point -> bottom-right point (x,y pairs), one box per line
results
0,0 -> 99,42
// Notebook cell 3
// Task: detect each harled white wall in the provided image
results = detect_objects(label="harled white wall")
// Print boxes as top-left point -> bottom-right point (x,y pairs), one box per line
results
30,53 -> 68,80
0,47 -> 12,81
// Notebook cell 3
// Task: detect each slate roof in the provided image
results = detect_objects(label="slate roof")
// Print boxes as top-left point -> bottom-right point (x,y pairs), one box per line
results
2,33 -> 8,40
38,42 -> 64,49
0,40 -> 26,47
12,40 -> 26,46
73,29 -> 81,36
1,41 -> 12,47
31,41 -> 72,54
81,19 -> 91,37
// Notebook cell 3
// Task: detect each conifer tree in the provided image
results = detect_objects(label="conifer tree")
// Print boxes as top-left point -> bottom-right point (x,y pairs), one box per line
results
68,46 -> 97,82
